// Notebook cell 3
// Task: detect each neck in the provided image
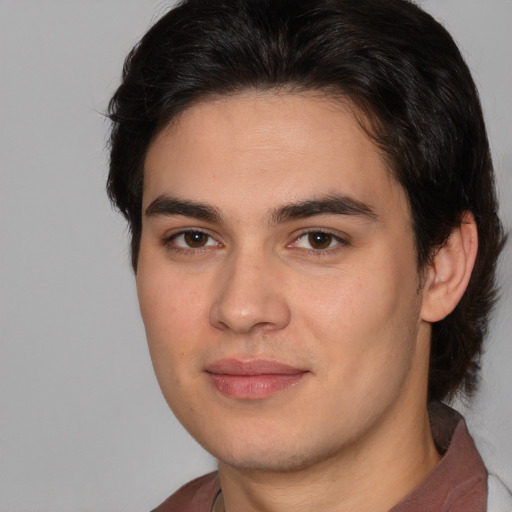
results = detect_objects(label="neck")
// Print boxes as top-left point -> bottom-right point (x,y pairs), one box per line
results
217,401 -> 441,512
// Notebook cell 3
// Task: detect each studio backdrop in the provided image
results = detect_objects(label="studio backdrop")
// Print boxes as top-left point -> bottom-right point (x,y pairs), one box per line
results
0,1 -> 510,511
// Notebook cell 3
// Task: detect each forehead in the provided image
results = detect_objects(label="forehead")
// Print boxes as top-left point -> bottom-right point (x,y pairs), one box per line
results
143,91 -> 407,222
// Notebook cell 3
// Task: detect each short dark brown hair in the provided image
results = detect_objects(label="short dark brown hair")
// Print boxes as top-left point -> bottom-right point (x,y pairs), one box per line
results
107,0 -> 505,401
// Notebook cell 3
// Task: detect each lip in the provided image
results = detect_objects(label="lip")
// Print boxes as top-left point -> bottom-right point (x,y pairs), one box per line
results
205,359 -> 308,400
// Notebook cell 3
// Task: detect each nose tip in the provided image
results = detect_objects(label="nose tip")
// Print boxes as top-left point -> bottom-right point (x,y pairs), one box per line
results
209,257 -> 291,334
210,297 -> 291,334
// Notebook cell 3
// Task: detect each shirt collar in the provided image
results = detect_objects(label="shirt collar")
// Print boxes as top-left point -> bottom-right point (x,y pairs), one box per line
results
389,402 -> 487,512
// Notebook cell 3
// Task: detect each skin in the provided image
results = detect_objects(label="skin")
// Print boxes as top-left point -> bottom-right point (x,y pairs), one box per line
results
137,92 -> 476,512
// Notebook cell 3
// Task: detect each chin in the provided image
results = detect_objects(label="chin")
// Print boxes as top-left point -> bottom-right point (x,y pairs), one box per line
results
220,454 -> 332,474
209,430 -> 342,474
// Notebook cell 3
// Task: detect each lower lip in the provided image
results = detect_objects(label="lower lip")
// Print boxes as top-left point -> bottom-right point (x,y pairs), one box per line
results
207,373 -> 306,400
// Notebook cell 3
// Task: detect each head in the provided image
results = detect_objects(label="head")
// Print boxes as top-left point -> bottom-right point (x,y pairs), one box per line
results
108,0 -> 504,409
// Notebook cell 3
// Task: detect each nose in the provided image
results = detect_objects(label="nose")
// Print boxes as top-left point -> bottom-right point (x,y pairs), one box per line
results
209,250 -> 291,334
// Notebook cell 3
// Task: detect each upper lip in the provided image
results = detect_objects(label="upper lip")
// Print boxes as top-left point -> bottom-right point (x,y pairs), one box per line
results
205,359 -> 306,375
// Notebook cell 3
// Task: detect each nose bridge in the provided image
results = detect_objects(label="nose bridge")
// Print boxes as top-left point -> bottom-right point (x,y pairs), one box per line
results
209,245 -> 291,333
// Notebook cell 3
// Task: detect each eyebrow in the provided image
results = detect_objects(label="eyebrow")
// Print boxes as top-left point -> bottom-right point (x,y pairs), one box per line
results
271,194 -> 378,224
145,195 -> 222,223
144,193 -> 378,225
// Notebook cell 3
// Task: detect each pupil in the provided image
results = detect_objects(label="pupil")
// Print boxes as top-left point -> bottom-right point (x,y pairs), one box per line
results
185,232 -> 207,247
309,232 -> 331,249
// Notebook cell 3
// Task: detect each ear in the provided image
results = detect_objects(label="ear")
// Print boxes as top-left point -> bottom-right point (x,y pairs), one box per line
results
421,211 -> 478,323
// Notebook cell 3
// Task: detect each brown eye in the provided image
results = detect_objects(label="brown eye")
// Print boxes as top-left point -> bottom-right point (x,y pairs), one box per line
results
307,232 -> 333,249
292,231 -> 346,252
183,231 -> 209,247
165,230 -> 220,253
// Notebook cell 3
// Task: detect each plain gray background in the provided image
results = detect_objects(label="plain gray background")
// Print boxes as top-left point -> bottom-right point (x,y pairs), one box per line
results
0,1 -> 510,510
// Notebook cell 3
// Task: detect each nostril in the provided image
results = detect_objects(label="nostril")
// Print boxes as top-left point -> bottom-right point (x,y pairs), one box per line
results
209,288 -> 291,334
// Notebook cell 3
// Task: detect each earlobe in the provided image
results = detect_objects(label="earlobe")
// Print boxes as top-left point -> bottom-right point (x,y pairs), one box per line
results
421,211 -> 478,323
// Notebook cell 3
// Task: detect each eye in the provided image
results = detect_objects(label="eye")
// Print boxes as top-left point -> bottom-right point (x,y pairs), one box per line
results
293,231 -> 345,251
168,230 -> 219,249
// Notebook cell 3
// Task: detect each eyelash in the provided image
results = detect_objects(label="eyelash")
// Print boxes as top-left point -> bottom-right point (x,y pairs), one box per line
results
162,228 -> 350,256
289,230 -> 350,255
162,229 -> 222,255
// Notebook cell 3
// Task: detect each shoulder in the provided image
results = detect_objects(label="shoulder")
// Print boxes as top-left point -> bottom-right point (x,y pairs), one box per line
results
151,472 -> 220,512
487,474 -> 512,512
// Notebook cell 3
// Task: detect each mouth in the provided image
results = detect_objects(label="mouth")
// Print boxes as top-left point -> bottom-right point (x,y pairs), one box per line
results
204,359 -> 308,400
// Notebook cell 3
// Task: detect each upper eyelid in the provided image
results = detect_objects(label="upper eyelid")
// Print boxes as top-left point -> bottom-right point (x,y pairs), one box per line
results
162,227 -> 220,246
163,226 -> 348,237
164,226 -> 217,238
295,228 -> 346,236
291,228 -> 350,242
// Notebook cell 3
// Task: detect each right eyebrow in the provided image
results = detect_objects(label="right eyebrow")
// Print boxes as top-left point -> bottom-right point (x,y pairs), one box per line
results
144,195 -> 222,224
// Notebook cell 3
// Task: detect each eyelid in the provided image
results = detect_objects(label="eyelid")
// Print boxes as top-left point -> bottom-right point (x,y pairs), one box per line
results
162,227 -> 223,252
288,228 -> 351,252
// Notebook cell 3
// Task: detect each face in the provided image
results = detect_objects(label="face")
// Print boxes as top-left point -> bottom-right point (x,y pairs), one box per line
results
138,92 -> 432,473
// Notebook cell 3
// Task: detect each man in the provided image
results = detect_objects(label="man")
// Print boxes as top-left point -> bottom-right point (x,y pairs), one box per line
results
107,0 -> 511,510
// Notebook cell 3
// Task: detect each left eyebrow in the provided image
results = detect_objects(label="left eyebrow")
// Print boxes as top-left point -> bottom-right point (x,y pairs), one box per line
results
271,194 -> 378,224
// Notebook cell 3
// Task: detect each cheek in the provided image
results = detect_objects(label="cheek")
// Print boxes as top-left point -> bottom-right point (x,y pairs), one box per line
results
298,263 -> 406,339
295,252 -> 421,376
138,258 -> 203,333
136,259 -> 208,381
136,264 -> 212,416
